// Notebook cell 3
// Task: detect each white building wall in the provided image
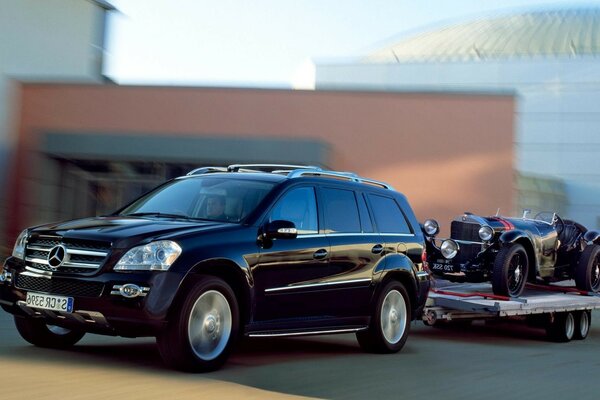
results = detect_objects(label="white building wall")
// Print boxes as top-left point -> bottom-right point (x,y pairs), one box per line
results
315,57 -> 600,228
0,0 -> 108,253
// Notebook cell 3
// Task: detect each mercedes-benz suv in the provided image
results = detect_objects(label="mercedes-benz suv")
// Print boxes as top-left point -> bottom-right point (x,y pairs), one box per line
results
0,164 -> 430,371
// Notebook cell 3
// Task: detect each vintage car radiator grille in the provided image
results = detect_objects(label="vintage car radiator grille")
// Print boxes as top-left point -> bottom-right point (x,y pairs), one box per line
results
451,221 -> 481,242
16,274 -> 104,297
24,236 -> 111,275
451,221 -> 482,264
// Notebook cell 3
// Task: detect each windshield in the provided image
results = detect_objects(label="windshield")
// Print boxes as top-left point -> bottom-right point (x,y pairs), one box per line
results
118,177 -> 276,223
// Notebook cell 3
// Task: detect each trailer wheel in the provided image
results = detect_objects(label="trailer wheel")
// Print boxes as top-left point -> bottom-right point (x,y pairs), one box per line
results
492,244 -> 528,297
575,244 -> 600,292
546,312 -> 575,342
573,310 -> 591,340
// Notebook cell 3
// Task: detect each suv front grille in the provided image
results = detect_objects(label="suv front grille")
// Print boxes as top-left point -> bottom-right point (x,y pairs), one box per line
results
24,236 -> 111,275
16,274 -> 104,297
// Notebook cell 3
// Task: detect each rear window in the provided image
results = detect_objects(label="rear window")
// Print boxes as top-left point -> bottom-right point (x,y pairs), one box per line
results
368,194 -> 412,234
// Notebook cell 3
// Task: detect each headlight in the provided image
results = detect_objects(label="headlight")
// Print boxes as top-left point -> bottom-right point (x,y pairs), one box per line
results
478,226 -> 493,241
441,239 -> 459,259
114,240 -> 182,271
12,230 -> 28,260
423,219 -> 440,236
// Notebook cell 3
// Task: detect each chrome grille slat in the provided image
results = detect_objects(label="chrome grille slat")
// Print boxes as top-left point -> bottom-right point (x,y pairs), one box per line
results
25,236 -> 111,275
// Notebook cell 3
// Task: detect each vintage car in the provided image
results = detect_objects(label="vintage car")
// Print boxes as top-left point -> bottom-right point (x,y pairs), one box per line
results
422,211 -> 600,297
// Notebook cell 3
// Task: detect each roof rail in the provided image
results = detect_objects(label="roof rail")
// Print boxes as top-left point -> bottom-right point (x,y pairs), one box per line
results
227,164 -> 320,173
186,167 -> 228,176
287,168 -> 393,190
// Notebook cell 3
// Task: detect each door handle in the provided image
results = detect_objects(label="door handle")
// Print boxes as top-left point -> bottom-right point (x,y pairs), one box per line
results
371,244 -> 384,254
313,249 -> 329,259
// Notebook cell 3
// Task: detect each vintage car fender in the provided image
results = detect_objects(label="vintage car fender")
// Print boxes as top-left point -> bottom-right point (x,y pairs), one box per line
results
583,230 -> 600,244
499,229 -> 533,246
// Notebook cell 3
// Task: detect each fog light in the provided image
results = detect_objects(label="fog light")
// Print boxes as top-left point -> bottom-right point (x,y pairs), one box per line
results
0,270 -> 13,284
111,284 -> 149,298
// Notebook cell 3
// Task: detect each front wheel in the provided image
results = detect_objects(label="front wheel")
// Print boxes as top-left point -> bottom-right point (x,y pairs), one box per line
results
356,280 -> 411,353
492,244 -> 529,297
14,316 -> 85,348
575,245 -> 600,292
156,276 -> 239,372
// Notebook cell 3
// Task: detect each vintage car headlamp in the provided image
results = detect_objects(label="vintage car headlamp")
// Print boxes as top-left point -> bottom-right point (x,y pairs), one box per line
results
440,239 -> 459,259
11,230 -> 29,260
423,219 -> 440,236
478,226 -> 494,241
114,240 -> 182,271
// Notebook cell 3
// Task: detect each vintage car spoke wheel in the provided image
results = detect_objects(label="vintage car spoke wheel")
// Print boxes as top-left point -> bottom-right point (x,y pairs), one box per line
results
575,244 -> 600,292
492,244 -> 529,297
356,280 -> 411,353
573,310 -> 591,340
546,312 -> 575,342
156,275 -> 239,372
14,316 -> 85,348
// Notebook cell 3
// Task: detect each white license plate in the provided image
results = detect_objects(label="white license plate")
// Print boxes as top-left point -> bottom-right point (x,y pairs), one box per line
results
25,292 -> 74,313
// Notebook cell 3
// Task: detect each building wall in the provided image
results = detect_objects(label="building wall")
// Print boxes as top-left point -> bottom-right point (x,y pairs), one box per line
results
5,84 -> 514,245
0,0 -> 109,254
315,57 -> 600,227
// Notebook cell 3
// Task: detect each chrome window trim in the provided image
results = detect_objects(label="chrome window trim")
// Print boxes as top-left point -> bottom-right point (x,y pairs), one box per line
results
288,232 -> 415,239
265,277 -> 372,293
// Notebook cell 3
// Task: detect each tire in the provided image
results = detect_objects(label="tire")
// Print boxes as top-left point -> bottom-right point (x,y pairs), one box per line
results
356,280 -> 411,353
492,244 -> 529,297
573,310 -> 591,340
546,312 -> 575,342
575,245 -> 600,292
14,316 -> 85,348
156,275 -> 239,372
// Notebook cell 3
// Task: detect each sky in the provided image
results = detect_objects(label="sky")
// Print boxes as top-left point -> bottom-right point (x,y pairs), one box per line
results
104,0 -> 600,88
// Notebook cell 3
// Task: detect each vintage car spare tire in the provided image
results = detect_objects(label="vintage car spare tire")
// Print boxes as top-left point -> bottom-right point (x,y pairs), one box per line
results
492,243 -> 529,297
575,244 -> 600,293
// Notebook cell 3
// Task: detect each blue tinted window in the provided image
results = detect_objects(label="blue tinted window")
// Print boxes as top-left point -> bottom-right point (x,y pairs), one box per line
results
368,194 -> 411,234
269,187 -> 318,234
321,188 -> 361,233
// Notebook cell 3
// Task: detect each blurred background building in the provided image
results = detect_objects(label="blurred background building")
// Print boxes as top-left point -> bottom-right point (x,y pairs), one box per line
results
7,2 -> 600,257
314,8 -> 600,227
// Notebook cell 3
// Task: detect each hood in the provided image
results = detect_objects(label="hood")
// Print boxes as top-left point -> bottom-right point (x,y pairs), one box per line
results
29,216 -> 237,248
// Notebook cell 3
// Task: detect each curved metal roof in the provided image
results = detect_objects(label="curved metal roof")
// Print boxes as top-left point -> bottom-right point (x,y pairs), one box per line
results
365,8 -> 600,62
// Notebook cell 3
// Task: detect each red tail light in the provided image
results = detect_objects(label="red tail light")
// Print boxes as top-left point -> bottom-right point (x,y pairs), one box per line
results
421,248 -> 430,272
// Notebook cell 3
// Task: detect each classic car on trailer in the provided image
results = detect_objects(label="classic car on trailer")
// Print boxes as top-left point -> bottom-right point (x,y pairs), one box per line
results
422,211 -> 600,297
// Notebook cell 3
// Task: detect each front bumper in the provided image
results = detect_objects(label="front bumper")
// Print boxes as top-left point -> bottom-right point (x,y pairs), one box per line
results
0,257 -> 185,337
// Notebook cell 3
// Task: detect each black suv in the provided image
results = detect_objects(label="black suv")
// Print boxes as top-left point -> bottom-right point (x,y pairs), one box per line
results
0,164 -> 430,371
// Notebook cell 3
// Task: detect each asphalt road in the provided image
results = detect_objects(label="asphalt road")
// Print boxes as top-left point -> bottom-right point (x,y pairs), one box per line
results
1,310 -> 599,400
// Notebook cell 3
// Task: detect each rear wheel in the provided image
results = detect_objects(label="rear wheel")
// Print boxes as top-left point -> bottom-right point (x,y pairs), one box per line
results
14,316 -> 85,348
575,245 -> 600,292
573,310 -> 591,340
492,244 -> 529,297
156,275 -> 239,372
546,312 -> 575,342
356,280 -> 411,353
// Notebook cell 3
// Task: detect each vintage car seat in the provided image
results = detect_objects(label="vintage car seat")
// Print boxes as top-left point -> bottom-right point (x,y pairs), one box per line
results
557,220 -> 586,251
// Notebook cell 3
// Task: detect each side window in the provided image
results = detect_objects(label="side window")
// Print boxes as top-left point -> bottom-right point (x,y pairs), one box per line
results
368,194 -> 412,234
269,187 -> 318,235
321,188 -> 361,233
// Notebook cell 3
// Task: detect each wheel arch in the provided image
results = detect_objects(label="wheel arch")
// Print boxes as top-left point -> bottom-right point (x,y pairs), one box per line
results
169,259 -> 252,328
499,231 -> 537,280
375,255 -> 418,314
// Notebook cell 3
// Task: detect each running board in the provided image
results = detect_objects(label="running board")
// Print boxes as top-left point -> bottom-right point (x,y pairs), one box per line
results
247,326 -> 368,338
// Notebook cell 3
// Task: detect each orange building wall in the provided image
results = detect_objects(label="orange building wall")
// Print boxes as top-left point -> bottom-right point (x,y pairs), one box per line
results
9,83 -> 515,239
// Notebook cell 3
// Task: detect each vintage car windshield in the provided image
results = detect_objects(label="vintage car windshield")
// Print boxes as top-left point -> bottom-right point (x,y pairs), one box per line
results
118,177 -> 276,223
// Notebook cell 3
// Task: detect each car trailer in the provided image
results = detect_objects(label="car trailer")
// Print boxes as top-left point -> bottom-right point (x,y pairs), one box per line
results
422,281 -> 600,342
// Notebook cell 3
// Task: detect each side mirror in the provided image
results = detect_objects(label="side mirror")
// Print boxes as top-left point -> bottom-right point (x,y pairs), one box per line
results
263,220 -> 298,240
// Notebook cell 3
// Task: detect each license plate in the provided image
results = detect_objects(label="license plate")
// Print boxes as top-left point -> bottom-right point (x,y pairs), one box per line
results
26,292 -> 74,313
431,262 -> 456,272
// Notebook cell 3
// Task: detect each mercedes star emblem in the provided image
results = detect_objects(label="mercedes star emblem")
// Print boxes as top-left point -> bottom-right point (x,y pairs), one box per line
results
47,245 -> 67,269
